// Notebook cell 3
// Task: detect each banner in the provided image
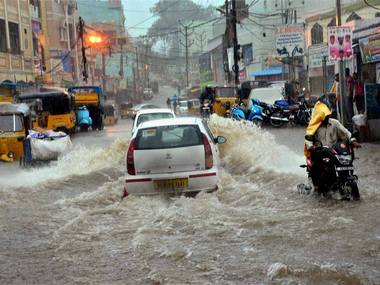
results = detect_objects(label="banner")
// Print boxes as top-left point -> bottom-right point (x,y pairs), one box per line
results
359,34 -> 380,64
308,44 -> 334,68
275,24 -> 305,57
327,26 -> 353,61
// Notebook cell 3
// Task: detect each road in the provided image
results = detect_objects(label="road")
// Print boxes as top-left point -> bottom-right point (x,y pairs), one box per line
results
0,87 -> 379,284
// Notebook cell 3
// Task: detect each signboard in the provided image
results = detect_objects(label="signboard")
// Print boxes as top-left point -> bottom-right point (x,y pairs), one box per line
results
359,33 -> 380,64
327,26 -> 353,61
275,24 -> 305,57
308,44 -> 334,68
242,43 -> 253,66
199,52 -> 213,84
365,83 -> 380,120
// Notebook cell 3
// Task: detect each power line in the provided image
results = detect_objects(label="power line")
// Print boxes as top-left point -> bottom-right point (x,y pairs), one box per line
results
363,0 -> 380,10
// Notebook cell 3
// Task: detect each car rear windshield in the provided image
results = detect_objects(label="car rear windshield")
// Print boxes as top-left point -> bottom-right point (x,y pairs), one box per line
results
0,115 -> 23,132
135,125 -> 202,149
137,113 -> 174,126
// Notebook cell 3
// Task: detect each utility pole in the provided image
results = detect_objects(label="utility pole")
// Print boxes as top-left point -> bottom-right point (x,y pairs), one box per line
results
102,52 -> 106,91
78,17 -> 88,82
231,0 -> 239,86
336,0 -> 347,126
179,20 -> 194,87
135,46 -> 140,100
223,0 -> 232,84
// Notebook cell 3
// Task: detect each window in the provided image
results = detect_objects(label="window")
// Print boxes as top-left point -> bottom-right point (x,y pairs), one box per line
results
24,29 -> 28,50
0,19 -> 6,52
311,23 -> 323,45
59,27 -> 67,41
137,113 -> 174,126
0,115 -> 23,132
8,22 -> 20,54
135,125 -> 202,150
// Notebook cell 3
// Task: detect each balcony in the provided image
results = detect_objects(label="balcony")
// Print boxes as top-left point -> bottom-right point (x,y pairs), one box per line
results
11,55 -> 22,70
0,53 -> 9,69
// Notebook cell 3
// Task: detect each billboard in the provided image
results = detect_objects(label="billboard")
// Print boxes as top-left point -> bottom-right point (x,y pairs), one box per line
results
327,26 -> 353,61
359,34 -> 380,64
275,24 -> 305,57
308,44 -> 334,68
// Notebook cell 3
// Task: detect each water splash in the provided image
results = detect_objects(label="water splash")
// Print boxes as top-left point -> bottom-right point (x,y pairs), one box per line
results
0,138 -> 128,189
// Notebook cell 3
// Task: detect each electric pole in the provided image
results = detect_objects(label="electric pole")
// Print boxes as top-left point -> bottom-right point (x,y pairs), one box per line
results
135,46 -> 140,100
336,0 -> 347,127
179,20 -> 194,87
78,17 -> 88,82
231,0 -> 239,86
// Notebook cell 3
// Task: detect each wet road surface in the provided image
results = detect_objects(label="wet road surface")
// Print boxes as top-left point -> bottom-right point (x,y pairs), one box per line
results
0,99 -> 379,284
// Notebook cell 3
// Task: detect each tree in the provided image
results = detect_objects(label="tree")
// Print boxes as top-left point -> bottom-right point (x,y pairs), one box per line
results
148,0 -> 215,44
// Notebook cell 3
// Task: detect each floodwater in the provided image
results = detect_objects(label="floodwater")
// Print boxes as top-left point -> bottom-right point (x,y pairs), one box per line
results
0,116 -> 379,285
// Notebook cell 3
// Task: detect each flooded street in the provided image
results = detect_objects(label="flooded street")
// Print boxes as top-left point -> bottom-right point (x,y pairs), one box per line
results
0,111 -> 379,284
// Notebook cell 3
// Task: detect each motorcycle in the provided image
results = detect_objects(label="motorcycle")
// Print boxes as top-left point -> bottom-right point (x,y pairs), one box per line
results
270,96 -> 312,127
299,142 -> 360,200
201,100 -> 211,119
77,106 -> 93,131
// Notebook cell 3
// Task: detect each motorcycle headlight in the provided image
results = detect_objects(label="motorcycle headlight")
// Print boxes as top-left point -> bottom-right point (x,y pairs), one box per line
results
337,155 -> 352,165
8,151 -> 14,159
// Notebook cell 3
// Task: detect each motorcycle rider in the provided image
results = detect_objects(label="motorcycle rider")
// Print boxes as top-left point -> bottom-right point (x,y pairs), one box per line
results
199,86 -> 215,114
304,94 -> 361,197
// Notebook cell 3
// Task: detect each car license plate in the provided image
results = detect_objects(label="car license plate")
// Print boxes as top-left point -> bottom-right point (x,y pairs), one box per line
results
154,178 -> 188,190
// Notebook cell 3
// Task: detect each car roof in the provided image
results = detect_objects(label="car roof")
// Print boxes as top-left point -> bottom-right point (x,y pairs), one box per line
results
0,103 -> 30,116
134,103 -> 158,108
136,108 -> 173,115
138,117 -> 202,129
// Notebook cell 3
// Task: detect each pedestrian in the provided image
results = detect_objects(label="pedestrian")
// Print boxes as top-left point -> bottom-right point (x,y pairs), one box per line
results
353,73 -> 365,114
166,97 -> 171,109
173,98 -> 178,114
329,73 -> 340,119
345,68 -> 355,122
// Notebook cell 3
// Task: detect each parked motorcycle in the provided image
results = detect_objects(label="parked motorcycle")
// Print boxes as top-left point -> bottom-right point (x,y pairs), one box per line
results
77,106 -> 93,131
270,96 -> 312,127
299,142 -> 360,200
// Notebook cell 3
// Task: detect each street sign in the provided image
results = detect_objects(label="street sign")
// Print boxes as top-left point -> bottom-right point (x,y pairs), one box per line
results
275,24 -> 305,57
308,44 -> 334,68
327,26 -> 353,61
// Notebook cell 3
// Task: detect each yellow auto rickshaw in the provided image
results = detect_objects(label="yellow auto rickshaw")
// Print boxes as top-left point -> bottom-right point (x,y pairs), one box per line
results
188,99 -> 201,116
18,90 -> 76,133
120,102 -> 133,119
103,104 -> 118,126
0,103 -> 31,162
212,86 -> 238,117
0,82 -> 18,103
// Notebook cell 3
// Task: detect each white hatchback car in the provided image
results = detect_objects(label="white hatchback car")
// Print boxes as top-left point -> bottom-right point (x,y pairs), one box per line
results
131,108 -> 175,135
124,117 -> 226,196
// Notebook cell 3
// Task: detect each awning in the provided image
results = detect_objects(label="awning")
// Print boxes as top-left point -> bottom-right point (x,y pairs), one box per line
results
251,69 -> 288,77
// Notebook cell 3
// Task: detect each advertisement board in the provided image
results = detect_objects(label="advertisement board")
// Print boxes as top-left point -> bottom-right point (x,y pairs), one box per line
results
275,24 -> 305,57
359,33 -> 380,64
327,26 -> 353,61
308,44 -> 334,68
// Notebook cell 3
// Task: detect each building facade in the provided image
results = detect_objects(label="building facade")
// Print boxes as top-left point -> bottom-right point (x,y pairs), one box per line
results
0,0 -> 35,83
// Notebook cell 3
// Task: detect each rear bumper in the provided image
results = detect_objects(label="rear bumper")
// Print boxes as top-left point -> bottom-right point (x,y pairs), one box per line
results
125,170 -> 218,196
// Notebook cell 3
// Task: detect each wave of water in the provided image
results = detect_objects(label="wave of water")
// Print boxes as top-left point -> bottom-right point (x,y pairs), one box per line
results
0,138 -> 128,189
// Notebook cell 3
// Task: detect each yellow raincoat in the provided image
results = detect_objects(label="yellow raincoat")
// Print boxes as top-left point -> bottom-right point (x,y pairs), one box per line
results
304,101 -> 332,158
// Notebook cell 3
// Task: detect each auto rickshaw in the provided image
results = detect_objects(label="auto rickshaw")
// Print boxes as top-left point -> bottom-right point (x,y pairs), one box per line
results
212,86 -> 238,117
103,104 -> 118,126
187,99 -> 201,116
0,103 -> 31,162
0,81 -> 18,103
18,89 -> 76,133
120,102 -> 133,119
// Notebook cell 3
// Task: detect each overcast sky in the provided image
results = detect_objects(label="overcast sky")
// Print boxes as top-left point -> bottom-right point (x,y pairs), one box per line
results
123,0 -> 224,37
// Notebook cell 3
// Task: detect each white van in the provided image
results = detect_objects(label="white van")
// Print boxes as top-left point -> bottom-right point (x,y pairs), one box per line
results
248,86 -> 284,108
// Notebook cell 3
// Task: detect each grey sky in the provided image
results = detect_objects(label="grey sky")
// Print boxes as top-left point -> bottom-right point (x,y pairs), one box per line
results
123,0 -> 224,37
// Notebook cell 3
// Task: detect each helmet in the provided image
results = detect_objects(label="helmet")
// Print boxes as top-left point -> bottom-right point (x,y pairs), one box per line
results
251,98 -> 260,106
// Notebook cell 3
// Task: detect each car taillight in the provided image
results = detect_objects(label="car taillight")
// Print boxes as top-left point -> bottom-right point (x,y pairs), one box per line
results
127,139 -> 136,175
202,134 -> 213,169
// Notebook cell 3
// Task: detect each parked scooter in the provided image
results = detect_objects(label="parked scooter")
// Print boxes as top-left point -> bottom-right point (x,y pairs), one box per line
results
231,99 -> 264,125
77,106 -> 93,131
299,142 -> 360,200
